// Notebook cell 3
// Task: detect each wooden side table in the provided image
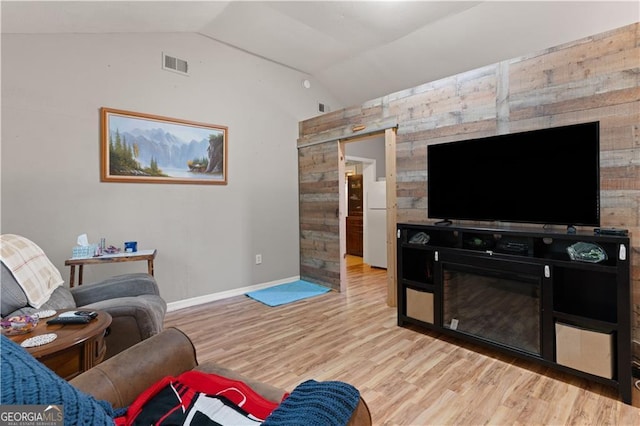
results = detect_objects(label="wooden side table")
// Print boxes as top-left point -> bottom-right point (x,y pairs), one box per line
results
6,310 -> 112,380
64,249 -> 157,287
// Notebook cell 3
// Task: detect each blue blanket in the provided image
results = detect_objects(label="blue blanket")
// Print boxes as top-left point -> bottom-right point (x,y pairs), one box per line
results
0,335 -> 114,426
262,379 -> 360,426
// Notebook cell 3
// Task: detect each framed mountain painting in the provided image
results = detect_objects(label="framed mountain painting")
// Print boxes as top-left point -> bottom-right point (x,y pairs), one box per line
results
100,107 -> 227,185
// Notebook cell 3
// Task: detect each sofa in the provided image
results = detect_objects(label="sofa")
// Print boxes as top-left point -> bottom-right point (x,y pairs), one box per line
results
1,264 -> 167,359
70,327 -> 372,424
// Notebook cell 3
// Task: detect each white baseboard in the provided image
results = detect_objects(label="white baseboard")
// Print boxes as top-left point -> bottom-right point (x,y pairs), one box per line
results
166,275 -> 300,312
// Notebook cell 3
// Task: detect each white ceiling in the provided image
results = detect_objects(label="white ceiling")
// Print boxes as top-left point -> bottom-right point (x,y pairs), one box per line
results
2,1 -> 639,107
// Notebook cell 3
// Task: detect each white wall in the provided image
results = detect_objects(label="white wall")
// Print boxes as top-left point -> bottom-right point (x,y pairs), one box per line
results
1,33 -> 341,305
345,136 -> 385,179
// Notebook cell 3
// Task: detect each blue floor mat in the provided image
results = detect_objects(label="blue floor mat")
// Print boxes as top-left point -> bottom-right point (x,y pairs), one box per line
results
246,280 -> 331,307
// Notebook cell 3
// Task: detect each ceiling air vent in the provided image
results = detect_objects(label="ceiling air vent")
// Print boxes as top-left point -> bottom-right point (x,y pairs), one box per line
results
162,53 -> 188,76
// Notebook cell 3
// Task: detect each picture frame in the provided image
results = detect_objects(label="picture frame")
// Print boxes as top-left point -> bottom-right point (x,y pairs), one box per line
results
100,107 -> 228,185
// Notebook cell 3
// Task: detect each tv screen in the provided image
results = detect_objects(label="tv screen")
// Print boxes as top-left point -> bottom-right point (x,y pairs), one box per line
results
427,121 -> 600,227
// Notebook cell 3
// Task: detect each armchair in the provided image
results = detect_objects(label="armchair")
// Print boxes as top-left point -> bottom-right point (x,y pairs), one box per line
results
1,236 -> 166,359
0,328 -> 372,425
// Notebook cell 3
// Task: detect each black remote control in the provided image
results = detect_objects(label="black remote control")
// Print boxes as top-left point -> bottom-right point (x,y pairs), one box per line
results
47,316 -> 91,325
594,227 -> 628,236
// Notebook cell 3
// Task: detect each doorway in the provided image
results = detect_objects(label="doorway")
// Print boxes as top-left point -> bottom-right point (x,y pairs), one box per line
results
338,128 -> 397,306
345,145 -> 384,265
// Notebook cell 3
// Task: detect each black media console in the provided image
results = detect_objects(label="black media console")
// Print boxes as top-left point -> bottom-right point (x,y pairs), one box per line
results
397,223 -> 632,404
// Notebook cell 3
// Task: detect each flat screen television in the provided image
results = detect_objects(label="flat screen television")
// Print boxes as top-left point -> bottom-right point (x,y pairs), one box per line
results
427,121 -> 600,227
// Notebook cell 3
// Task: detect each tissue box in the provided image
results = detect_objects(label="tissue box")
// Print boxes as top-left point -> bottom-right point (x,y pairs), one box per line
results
72,245 -> 98,258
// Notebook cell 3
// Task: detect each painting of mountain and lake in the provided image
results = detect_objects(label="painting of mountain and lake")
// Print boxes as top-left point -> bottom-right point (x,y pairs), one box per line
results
100,107 -> 228,185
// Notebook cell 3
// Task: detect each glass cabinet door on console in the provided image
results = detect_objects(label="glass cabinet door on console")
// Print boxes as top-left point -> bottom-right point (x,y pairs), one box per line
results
440,256 -> 542,356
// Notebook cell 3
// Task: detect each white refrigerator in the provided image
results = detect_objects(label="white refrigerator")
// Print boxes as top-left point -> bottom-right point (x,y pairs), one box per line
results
364,179 -> 387,268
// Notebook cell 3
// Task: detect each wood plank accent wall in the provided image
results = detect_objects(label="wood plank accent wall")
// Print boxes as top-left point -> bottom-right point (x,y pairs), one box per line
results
298,141 -> 341,289
298,23 -> 640,361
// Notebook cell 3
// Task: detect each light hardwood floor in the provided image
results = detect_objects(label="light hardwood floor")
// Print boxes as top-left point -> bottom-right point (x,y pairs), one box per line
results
164,257 -> 640,425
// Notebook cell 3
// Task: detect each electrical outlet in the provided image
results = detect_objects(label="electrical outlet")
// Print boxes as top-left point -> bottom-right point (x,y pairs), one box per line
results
255,254 -> 262,265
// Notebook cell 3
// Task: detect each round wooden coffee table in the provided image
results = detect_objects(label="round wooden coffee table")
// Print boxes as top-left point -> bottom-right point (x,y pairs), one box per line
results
5,309 -> 112,380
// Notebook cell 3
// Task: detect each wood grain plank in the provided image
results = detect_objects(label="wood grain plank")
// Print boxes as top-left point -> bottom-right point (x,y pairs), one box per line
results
165,261 -> 640,424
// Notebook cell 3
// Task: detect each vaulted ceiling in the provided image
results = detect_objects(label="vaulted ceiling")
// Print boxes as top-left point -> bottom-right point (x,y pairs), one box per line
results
2,1 -> 638,107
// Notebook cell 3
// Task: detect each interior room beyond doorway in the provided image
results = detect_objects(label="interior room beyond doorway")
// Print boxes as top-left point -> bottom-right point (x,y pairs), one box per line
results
344,135 -> 387,275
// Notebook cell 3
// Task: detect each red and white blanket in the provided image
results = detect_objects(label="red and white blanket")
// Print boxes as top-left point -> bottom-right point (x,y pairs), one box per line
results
114,371 -> 285,425
114,370 -> 360,426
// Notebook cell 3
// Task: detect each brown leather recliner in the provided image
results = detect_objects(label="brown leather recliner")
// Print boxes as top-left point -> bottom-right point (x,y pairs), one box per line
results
70,327 -> 372,425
